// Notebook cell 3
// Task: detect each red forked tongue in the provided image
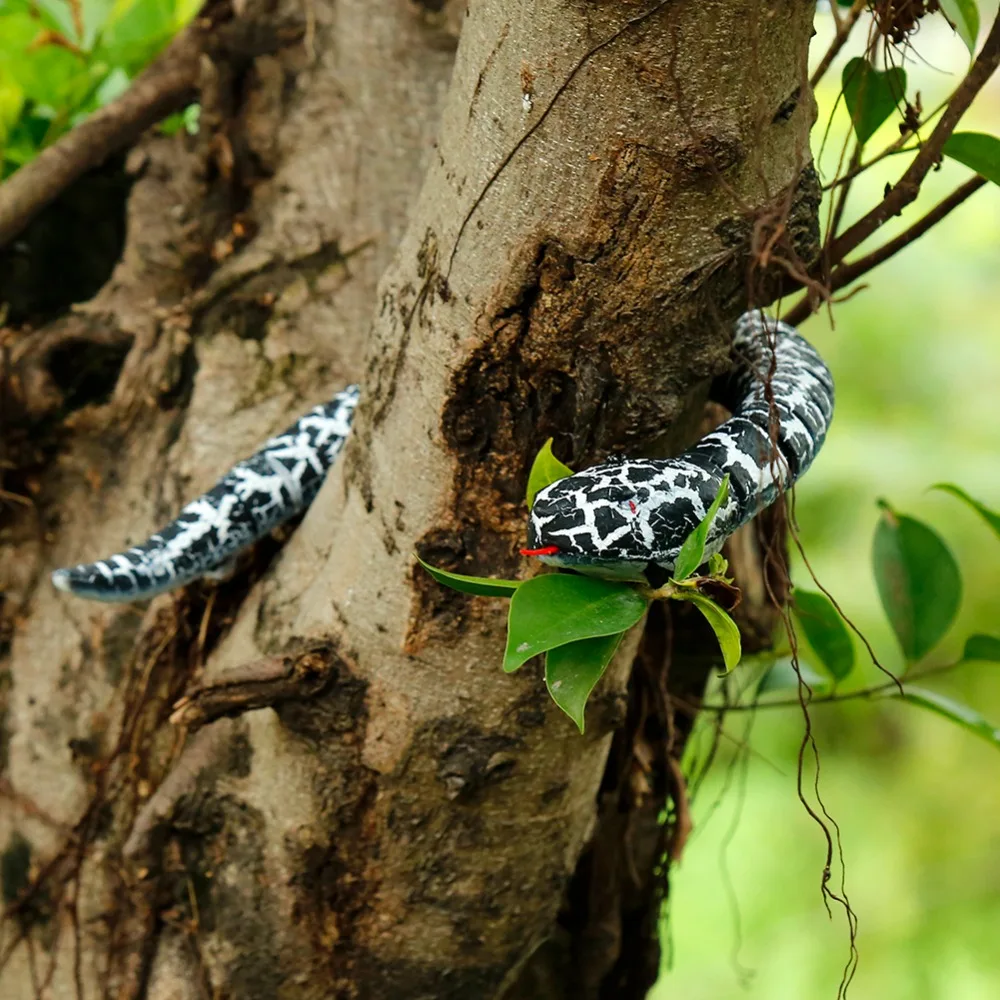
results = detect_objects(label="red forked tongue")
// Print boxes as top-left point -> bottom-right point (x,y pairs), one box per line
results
520,545 -> 560,557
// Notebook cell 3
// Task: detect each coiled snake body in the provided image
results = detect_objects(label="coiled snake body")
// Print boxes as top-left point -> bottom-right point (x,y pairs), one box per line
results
52,312 -> 833,601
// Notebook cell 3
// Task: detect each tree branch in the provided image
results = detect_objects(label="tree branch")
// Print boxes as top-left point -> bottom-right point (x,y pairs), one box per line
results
0,19 -> 210,249
169,648 -> 336,729
828,9 -> 1000,264
782,174 -> 987,326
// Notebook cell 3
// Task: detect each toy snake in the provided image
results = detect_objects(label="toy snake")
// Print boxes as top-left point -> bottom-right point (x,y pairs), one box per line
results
525,311 -> 834,579
52,312 -> 832,601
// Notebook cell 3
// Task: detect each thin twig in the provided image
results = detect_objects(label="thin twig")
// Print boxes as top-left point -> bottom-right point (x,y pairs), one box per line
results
823,92 -> 953,193
0,18 -> 210,248
697,661 -> 960,713
811,0 -> 867,89
783,174 -> 987,325
823,141 -> 917,191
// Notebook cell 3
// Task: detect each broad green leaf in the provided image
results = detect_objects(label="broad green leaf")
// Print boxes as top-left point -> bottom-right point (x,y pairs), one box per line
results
673,591 -> 741,673
932,482 -> 1000,539
792,589 -> 855,682
891,686 -> 1000,749
0,13 -> 93,110
504,574 -> 647,672
526,438 -> 573,508
673,475 -> 730,581
416,556 -> 520,598
963,634 -> 1000,663
93,0 -> 187,74
545,632 -> 623,733
872,500 -> 962,662
942,132 -> 1000,186
939,0 -> 980,54
842,58 -> 907,146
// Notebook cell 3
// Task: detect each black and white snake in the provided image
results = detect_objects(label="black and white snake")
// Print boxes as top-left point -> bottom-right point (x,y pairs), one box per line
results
51,312 -> 833,602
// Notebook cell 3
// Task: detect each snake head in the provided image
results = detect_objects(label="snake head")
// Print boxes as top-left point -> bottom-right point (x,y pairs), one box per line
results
524,465 -> 661,581
524,459 -> 737,582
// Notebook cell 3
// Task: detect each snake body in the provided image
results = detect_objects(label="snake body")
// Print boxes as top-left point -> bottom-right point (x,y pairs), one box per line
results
51,313 -> 832,601
525,312 -> 834,580
51,387 -> 359,601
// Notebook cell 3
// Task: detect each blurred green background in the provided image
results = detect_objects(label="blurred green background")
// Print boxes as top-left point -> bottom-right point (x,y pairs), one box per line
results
655,6 -> 1000,999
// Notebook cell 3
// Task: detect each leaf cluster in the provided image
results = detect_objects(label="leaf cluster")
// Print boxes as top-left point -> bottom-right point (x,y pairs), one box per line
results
420,442 -> 741,733
0,0 -> 199,176
768,485 -> 1000,748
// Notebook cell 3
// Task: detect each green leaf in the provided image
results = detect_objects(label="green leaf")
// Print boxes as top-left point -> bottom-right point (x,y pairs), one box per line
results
416,556 -> 520,598
673,475 -> 730,581
504,574 -> 648,673
792,589 -> 855,682
963,634 -> 1000,663
0,77 -> 24,144
707,552 -> 729,577
942,132 -> 1000,186
841,58 -> 907,146
932,482 -> 1000,539
891,686 -> 1000,749
872,500 -> 962,663
526,439 -> 573,508
545,632 -> 623,733
939,0 -> 980,54
0,13 -> 93,109
673,591 -> 741,673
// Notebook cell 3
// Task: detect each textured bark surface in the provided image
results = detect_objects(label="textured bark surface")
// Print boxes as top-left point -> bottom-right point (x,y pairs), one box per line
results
0,1 -> 818,997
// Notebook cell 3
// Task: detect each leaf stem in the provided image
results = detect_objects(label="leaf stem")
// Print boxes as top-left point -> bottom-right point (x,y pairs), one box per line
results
694,661 -> 961,713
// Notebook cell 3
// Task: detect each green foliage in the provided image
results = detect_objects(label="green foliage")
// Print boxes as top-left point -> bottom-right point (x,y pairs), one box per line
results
942,132 -> 1000,186
872,499 -> 962,663
939,0 -> 980,54
672,590 -> 741,673
963,634 -> 1000,663
893,686 -> 1000,748
673,475 -> 730,581
414,557 -> 520,597
841,58 -> 907,146
933,482 -> 1000,539
0,0 -> 198,176
545,633 -> 623,733
503,574 -> 648,673
525,438 -> 573,508
792,588 -> 855,682
417,441 -> 745,732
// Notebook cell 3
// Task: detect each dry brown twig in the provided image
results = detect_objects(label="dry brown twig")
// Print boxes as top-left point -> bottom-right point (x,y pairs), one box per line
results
811,0 -> 869,89
169,648 -> 335,729
779,7 -> 1000,321
783,173 -> 988,325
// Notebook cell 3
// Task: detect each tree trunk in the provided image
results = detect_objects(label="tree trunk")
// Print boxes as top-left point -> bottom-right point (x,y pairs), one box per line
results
0,2 -> 818,997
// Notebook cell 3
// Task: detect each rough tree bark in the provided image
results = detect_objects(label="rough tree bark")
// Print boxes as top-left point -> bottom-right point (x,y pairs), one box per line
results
0,1 -> 819,997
